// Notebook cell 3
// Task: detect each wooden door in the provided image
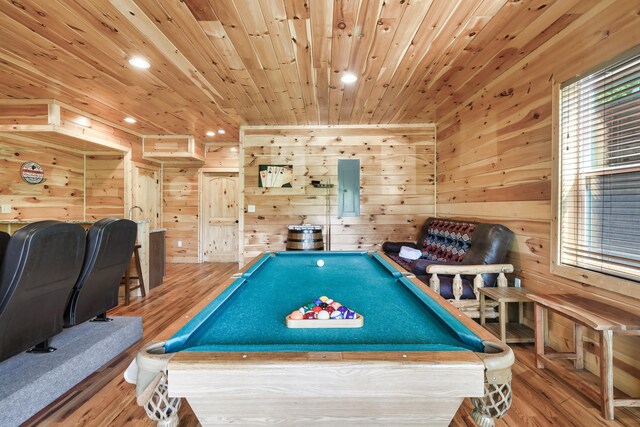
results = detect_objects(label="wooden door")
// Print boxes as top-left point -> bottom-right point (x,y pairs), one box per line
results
133,167 -> 160,228
203,174 -> 239,262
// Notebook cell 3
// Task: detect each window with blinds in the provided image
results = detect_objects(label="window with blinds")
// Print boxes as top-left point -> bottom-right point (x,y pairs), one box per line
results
558,48 -> 640,283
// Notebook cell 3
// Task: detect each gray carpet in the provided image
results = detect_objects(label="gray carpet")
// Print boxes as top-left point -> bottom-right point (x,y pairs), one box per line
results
0,316 -> 142,427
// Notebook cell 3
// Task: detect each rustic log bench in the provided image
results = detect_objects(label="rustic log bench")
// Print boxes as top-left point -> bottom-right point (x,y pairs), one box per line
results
529,292 -> 640,420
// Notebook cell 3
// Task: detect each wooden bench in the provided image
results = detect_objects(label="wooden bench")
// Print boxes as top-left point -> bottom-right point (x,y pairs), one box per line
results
528,293 -> 640,420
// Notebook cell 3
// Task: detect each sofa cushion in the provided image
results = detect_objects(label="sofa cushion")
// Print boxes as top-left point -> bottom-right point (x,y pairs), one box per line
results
387,253 -> 413,271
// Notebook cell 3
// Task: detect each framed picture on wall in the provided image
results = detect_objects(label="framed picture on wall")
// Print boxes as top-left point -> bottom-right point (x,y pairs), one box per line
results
259,165 -> 293,188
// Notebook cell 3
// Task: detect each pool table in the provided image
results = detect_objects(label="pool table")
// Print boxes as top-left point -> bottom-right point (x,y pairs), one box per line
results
133,252 -> 514,426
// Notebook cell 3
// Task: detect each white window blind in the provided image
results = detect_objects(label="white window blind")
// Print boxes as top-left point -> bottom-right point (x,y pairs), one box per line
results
559,49 -> 640,283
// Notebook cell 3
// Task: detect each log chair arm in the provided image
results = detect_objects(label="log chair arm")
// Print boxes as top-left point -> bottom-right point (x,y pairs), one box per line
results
425,264 -> 514,303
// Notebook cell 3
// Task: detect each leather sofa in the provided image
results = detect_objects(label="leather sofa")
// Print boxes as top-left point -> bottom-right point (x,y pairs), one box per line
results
383,217 -> 514,318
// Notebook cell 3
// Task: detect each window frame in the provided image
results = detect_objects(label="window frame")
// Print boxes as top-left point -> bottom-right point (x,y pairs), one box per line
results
551,47 -> 640,299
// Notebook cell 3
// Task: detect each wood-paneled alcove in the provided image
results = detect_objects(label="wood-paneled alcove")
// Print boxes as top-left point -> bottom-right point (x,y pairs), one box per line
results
0,100 -> 148,228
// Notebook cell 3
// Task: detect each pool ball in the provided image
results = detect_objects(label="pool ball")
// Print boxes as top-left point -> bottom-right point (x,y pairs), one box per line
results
290,311 -> 304,320
303,312 -> 316,319
320,302 -> 328,309
330,310 -> 342,319
331,302 -> 342,309
316,259 -> 325,267
345,310 -> 356,319
319,296 -> 328,302
317,310 -> 330,320
314,299 -> 323,305
325,306 -> 335,313
312,306 -> 322,313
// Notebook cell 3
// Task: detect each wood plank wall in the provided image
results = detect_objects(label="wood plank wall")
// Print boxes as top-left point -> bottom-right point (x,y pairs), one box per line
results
242,126 -> 435,259
163,165 -> 200,263
85,154 -> 126,220
0,138 -> 133,225
203,142 -> 240,169
436,1 -> 640,397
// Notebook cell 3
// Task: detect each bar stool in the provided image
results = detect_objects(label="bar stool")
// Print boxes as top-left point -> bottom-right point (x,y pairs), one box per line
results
123,244 -> 145,305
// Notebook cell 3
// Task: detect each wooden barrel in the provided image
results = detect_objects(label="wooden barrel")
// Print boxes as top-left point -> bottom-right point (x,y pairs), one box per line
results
286,226 -> 323,251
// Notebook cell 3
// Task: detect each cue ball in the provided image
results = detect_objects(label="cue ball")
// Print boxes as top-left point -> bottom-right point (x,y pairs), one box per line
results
316,259 -> 325,267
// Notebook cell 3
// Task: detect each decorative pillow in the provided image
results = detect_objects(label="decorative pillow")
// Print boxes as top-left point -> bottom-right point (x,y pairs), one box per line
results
422,220 -> 476,263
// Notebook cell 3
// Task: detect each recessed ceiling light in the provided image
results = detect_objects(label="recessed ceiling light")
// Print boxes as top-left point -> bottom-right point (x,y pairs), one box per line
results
72,116 -> 91,127
217,129 -> 226,134
206,131 -> 215,137
341,72 -> 357,84
124,117 -> 137,124
128,56 -> 150,69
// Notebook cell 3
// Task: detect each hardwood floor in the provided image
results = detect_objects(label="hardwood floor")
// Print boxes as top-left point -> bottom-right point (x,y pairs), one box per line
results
25,263 -> 640,427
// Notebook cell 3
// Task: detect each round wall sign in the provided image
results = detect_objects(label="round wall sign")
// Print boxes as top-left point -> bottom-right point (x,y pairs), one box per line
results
21,161 -> 45,184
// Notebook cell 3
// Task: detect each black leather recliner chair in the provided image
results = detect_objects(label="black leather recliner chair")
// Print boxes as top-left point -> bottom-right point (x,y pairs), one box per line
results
0,221 -> 85,362
0,231 -> 9,265
64,218 -> 137,327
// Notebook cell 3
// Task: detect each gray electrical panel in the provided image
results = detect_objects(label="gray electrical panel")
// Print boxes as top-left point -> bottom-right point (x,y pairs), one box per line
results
338,159 -> 360,217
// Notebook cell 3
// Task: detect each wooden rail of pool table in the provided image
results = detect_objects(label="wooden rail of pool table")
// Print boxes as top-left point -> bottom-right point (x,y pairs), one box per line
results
528,293 -> 640,420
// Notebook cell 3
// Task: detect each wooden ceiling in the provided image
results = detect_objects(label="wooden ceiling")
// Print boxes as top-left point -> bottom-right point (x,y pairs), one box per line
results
0,0 -> 585,141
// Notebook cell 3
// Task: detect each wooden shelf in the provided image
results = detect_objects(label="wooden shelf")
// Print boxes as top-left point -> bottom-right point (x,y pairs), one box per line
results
142,135 -> 205,163
484,322 -> 534,344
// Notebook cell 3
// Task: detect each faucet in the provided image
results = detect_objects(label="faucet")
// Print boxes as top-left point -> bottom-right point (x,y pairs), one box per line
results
129,205 -> 143,220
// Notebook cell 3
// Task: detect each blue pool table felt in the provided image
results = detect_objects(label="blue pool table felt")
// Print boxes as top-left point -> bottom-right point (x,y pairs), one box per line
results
165,252 -> 484,353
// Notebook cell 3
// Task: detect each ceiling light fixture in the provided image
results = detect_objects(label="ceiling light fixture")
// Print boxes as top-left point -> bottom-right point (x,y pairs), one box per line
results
128,56 -> 150,69
341,72 -> 357,84
124,117 -> 137,124
217,129 -> 226,134
72,116 -> 91,127
206,131 -> 215,137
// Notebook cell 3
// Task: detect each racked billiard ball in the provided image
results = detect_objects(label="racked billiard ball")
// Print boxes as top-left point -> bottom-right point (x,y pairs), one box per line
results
317,310 -> 330,320
330,310 -> 342,319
